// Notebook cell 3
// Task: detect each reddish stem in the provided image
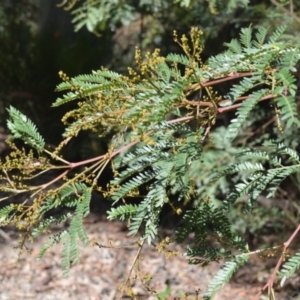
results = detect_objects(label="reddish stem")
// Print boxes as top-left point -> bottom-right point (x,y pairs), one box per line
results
253,224 -> 300,299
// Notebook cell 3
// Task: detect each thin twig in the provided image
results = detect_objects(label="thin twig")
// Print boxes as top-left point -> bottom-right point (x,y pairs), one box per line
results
253,224 -> 300,299
270,0 -> 300,23
118,240 -> 145,300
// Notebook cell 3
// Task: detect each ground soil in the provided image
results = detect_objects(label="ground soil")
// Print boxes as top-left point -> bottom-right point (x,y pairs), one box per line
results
1,213 -> 299,300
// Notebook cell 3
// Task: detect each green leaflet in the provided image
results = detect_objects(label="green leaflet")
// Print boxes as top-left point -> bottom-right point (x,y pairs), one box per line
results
217,142 -> 300,211
7,106 -> 45,152
36,184 -> 92,276
203,254 -> 249,299
278,251 -> 300,287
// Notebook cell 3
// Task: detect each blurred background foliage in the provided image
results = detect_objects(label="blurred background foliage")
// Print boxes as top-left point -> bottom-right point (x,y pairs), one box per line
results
1,0 -> 300,245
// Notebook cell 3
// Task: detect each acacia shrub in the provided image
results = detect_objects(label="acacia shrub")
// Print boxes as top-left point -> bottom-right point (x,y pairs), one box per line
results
1,25 -> 300,299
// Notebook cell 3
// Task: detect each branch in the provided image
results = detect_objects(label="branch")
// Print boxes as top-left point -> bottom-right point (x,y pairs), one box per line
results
186,72 -> 253,94
254,224 -> 300,299
118,240 -> 145,300
217,94 -> 275,114
270,0 -> 300,24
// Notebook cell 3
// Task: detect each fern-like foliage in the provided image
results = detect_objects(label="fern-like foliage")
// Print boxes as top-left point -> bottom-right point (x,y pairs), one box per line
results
36,183 -> 91,276
50,25 -> 300,145
209,25 -> 300,139
227,90 -> 269,140
6,106 -> 45,151
108,123 -> 203,244
278,251 -> 300,286
176,202 -> 247,265
2,24 -> 300,296
58,0 -> 135,32
203,254 -> 249,300
58,0 -> 249,33
217,142 -> 300,211
0,205 -> 14,225
37,230 -> 68,261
